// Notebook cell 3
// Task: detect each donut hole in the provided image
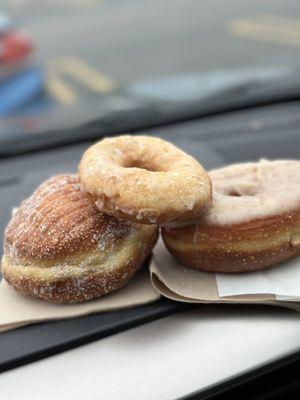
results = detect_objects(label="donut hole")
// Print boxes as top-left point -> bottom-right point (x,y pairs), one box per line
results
228,190 -> 242,197
124,159 -> 158,172
219,182 -> 260,197
225,188 -> 259,197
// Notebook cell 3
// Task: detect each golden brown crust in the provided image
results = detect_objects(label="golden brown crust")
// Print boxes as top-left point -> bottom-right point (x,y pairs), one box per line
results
78,135 -> 212,226
162,160 -> 300,273
1,245 -> 155,304
4,174 -> 134,261
1,174 -> 158,303
163,212 -> 300,273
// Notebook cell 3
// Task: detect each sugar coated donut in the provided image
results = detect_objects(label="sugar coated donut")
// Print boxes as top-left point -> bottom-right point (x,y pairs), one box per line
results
78,135 -> 212,226
162,160 -> 300,273
1,174 -> 158,303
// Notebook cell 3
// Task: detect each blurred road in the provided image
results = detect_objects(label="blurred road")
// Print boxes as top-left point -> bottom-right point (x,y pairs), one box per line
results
4,0 -> 300,104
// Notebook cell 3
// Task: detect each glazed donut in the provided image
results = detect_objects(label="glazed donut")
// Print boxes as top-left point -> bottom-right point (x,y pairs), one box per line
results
162,160 -> 300,273
78,135 -> 212,226
1,174 -> 158,303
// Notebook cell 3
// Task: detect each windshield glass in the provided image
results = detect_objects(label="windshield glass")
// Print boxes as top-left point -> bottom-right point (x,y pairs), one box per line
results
1,0 -> 300,149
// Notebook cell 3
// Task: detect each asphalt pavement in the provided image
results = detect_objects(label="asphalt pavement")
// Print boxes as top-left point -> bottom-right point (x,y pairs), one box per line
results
4,0 -> 300,105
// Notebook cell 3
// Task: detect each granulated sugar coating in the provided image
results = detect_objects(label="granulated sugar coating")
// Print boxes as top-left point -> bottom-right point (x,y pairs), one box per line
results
1,174 -> 158,303
4,174 -> 136,262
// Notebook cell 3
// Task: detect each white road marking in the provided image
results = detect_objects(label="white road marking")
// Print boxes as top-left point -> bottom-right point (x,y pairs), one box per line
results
46,56 -> 115,104
230,15 -> 300,47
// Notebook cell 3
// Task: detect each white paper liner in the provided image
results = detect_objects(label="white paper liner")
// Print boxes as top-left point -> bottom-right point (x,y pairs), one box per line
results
216,256 -> 300,298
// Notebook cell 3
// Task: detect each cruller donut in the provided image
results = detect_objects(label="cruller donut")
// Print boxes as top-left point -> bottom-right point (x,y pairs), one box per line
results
78,135 -> 212,226
162,160 -> 300,273
1,174 -> 158,303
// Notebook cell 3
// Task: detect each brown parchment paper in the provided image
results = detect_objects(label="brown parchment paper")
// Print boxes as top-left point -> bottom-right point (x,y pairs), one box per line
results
2,239 -> 300,334
151,240 -> 300,312
0,266 -> 160,333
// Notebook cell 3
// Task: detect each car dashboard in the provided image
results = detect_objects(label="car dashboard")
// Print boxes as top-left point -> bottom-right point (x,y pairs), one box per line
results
1,100 -> 300,399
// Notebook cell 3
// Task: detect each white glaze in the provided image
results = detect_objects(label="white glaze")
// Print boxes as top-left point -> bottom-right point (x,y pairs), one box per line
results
202,160 -> 300,226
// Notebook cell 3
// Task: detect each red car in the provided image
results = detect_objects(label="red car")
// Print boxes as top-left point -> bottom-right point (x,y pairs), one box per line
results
0,14 -> 33,70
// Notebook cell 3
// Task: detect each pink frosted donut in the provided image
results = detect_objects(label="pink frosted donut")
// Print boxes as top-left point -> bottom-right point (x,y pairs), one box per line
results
162,160 -> 300,273
78,135 -> 212,226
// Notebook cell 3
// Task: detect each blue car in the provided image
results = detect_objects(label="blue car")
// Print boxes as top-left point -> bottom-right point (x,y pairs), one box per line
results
0,14 -> 45,117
